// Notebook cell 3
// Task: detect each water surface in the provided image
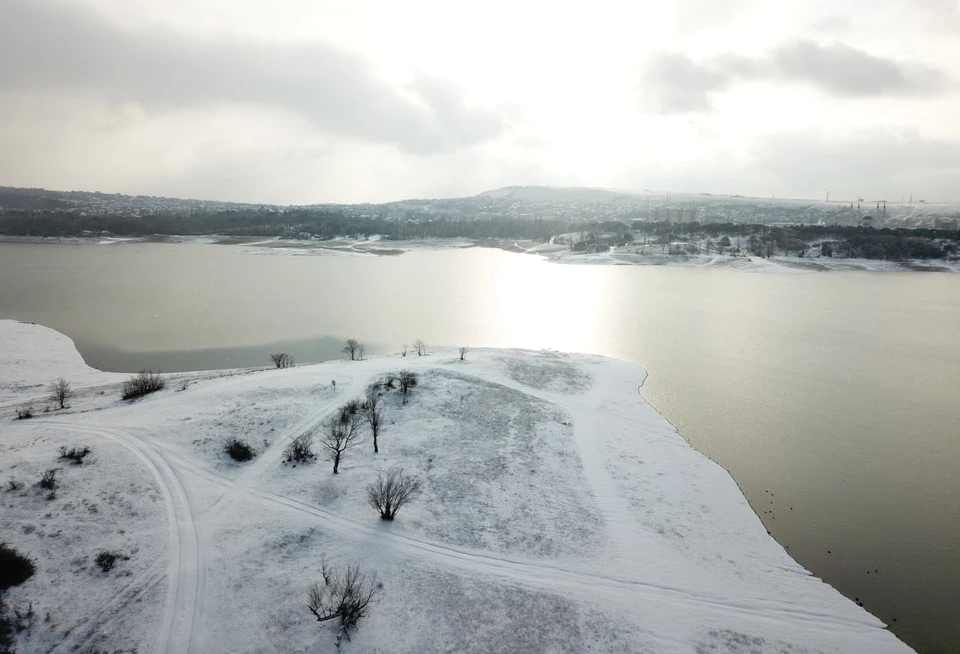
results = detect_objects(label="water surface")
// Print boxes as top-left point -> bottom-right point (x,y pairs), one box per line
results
1,242 -> 958,653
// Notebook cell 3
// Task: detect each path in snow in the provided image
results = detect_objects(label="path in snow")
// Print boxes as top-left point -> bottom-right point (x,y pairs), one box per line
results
35,352 -> 894,653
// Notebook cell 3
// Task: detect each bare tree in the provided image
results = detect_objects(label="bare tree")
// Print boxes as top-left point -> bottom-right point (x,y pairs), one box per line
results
400,344 -> 407,357
307,559 -> 381,650
413,339 -> 426,356
397,370 -> 417,404
320,411 -> 363,473
459,346 -> 468,361
357,343 -> 366,361
341,339 -> 362,361
363,384 -> 384,453
367,468 -> 421,520
49,378 -> 73,410
270,353 -> 294,369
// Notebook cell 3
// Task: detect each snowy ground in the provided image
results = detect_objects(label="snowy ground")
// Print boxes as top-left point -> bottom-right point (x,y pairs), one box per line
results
4,235 -> 955,272
536,244 -> 960,273
0,321 -> 914,653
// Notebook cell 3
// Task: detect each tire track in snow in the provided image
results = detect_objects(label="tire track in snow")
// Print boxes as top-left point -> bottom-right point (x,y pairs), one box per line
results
49,565 -> 165,654
206,369 -> 365,514
43,421 -> 202,654
141,440 -> 883,635
38,365 -> 884,646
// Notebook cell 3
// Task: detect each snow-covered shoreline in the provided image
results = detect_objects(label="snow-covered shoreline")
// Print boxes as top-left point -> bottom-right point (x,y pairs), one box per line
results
3,235 -> 956,272
0,320 -> 913,652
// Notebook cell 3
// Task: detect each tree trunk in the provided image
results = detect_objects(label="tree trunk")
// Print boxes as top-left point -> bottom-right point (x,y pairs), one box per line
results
333,453 -> 340,474
373,434 -> 378,454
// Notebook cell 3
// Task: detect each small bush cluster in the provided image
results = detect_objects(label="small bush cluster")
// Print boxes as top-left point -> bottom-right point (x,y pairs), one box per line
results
59,445 -> 91,465
224,438 -> 255,462
94,551 -> 119,573
38,469 -> 58,491
285,433 -> 316,463
380,371 -> 418,396
15,407 -> 32,420
270,353 -> 294,369
0,544 -> 35,593
121,370 -> 165,400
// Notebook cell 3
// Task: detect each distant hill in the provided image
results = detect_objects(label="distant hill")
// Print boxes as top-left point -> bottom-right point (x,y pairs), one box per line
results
2,184 -> 958,230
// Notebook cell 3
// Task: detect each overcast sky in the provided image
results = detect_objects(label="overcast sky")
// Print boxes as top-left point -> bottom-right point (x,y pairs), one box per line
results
0,0 -> 958,204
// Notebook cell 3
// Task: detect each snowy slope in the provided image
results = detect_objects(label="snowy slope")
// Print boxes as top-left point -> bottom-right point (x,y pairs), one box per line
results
0,321 -> 914,653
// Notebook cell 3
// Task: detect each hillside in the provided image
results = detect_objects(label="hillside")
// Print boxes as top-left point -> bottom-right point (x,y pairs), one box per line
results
0,321 -> 914,653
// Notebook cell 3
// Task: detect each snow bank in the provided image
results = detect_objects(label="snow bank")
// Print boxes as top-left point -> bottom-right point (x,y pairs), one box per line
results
0,321 -> 125,405
0,322 -> 914,653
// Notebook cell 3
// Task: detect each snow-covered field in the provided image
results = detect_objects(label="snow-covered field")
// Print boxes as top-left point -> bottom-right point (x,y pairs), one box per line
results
0,321 -> 913,653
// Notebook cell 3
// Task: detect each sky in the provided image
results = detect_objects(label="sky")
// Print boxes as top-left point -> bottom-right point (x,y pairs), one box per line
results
0,0 -> 958,204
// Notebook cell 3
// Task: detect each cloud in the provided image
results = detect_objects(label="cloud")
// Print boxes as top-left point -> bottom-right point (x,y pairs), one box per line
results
809,14 -> 853,34
640,39 -> 951,114
638,53 -> 732,114
0,0 -> 507,154
913,0 -> 960,33
750,128 -> 960,199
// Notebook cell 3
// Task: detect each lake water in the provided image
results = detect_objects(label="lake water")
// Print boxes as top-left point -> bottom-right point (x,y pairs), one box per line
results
1,242 -> 958,653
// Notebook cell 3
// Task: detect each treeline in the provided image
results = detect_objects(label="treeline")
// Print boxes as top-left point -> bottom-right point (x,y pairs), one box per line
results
0,208 -> 573,241
632,221 -> 960,242
3,209 -> 958,260
631,222 -> 959,260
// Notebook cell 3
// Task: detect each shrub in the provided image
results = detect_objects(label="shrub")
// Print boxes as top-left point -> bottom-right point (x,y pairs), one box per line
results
224,438 -> 254,462
59,445 -> 91,465
413,339 -> 426,356
308,559 -> 381,649
95,551 -> 118,573
398,371 -> 417,403
38,469 -> 59,491
459,346 -> 468,361
15,407 -> 32,420
285,432 -> 315,463
367,468 -> 422,520
270,353 -> 294,369
6,480 -> 22,492
0,598 -> 33,653
121,370 -> 165,400
340,400 -> 361,420
0,543 -> 35,591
